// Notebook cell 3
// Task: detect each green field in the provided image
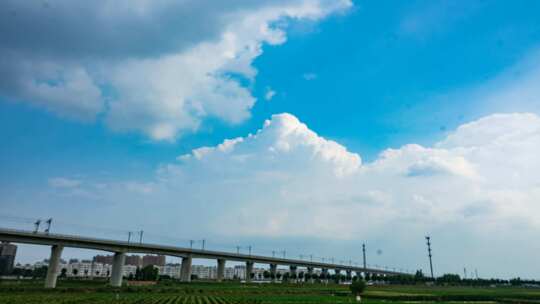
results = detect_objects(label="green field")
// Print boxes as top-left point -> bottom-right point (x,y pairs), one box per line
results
1,280 -> 540,304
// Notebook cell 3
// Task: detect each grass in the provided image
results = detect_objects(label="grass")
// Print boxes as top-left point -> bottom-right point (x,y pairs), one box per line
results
1,279 -> 540,304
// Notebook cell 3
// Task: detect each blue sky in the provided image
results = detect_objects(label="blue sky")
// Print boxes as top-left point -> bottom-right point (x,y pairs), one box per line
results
2,0 -> 540,278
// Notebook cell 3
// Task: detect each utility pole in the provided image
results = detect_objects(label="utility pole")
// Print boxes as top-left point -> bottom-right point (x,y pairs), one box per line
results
425,236 -> 434,279
33,219 -> 41,233
475,268 -> 478,279
464,267 -> 467,279
202,239 -> 206,250
272,250 -> 275,257
44,218 -> 52,234
248,245 -> 251,255
236,246 -> 240,254
139,230 -> 144,244
128,232 -> 132,243
362,243 -> 367,269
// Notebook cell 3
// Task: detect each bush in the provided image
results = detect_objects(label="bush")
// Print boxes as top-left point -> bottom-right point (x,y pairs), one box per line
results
349,280 -> 366,296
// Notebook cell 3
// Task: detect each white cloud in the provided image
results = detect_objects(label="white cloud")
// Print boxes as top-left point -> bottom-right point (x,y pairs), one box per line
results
136,112 -> 537,241
40,111 -> 540,276
264,87 -> 277,101
48,177 -> 81,188
303,72 -> 318,80
0,0 -> 352,140
51,112 -> 540,241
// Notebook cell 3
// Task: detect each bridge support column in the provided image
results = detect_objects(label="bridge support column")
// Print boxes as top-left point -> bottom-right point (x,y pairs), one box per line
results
289,265 -> 297,283
307,267 -> 314,283
181,256 -> 192,282
346,270 -> 352,282
269,264 -> 277,282
110,252 -> 126,287
335,269 -> 341,283
217,259 -> 226,282
45,245 -> 63,288
321,268 -> 328,283
245,261 -> 254,282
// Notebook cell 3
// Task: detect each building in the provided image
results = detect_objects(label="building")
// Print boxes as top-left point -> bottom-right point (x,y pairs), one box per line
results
93,254 -> 114,265
125,255 -> 142,267
64,261 -> 112,277
123,265 -> 137,277
0,242 -> 17,275
157,264 -> 182,279
142,255 -> 165,267
191,265 -> 217,279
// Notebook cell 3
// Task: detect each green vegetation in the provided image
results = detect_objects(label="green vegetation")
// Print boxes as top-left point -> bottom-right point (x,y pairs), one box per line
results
349,280 -> 366,296
1,279 -> 540,304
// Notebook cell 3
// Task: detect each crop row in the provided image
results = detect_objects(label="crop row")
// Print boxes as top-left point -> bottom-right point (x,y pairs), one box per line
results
0,294 -> 262,304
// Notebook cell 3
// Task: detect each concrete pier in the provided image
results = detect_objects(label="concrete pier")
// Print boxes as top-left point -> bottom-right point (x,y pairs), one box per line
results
44,245 -> 63,288
181,256 -> 192,282
245,261 -> 254,282
335,269 -> 341,283
307,267 -> 314,283
110,252 -> 126,287
290,265 -> 297,282
322,268 -> 329,283
269,263 -> 277,282
217,259 -> 226,282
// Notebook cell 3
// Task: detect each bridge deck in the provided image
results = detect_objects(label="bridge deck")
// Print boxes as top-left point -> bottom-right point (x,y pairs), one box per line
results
0,228 -> 404,275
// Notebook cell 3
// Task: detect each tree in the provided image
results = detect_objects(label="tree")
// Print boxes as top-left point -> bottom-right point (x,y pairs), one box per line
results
349,279 -> 367,300
136,265 -> 159,281
276,272 -> 282,280
437,273 -> 461,284
290,272 -> 297,281
414,270 -> 425,282
33,266 -> 48,278
72,268 -> 78,276
263,271 -> 270,280
60,268 -> 67,278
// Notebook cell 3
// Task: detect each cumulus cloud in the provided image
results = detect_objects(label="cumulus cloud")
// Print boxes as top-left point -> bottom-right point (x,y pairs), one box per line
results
38,111 -> 540,276
95,112 -> 534,242
0,0 -> 351,140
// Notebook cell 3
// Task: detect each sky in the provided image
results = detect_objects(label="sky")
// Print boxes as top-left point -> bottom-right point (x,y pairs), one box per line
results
1,0 -> 540,279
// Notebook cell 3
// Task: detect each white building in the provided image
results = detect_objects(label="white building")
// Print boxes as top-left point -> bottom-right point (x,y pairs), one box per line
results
157,264 -> 182,279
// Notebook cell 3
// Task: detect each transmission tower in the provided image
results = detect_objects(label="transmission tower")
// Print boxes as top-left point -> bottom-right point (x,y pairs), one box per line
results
425,236 -> 434,279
